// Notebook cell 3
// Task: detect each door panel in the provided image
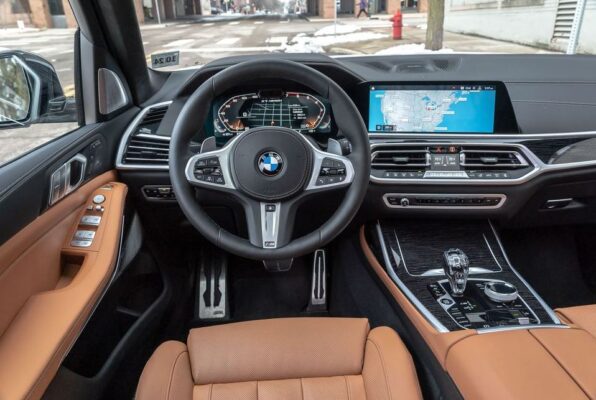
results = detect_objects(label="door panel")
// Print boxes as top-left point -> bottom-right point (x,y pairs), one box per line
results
0,171 -> 127,400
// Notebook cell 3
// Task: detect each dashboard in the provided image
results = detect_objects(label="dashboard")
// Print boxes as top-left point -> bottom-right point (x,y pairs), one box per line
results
118,53 -> 596,227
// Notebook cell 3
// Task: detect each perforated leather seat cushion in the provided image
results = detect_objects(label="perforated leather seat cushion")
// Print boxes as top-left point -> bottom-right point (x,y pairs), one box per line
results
136,317 -> 422,400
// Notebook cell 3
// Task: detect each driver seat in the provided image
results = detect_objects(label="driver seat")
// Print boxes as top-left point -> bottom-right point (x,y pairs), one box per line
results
136,318 -> 422,400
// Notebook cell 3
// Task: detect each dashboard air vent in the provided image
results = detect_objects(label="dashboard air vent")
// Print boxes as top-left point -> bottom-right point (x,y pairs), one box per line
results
460,147 -> 529,169
371,146 -> 430,169
120,103 -> 172,168
123,135 -> 170,165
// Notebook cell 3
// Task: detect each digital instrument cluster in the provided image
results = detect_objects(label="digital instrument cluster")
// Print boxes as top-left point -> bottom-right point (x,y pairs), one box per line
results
212,90 -> 333,140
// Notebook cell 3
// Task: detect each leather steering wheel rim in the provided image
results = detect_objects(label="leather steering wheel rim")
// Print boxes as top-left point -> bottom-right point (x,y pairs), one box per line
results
169,59 -> 370,261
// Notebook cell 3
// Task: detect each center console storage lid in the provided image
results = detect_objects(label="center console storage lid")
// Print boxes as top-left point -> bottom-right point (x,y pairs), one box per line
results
445,328 -> 591,400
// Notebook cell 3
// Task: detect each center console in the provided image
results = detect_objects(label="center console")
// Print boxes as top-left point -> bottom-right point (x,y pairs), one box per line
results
371,220 -> 561,332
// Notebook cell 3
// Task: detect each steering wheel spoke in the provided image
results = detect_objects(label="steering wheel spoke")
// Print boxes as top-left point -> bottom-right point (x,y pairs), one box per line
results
243,199 -> 297,249
185,146 -> 236,191
305,148 -> 355,192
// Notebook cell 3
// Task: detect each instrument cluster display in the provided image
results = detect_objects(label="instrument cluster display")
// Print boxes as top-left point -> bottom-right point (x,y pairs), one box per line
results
213,90 -> 332,139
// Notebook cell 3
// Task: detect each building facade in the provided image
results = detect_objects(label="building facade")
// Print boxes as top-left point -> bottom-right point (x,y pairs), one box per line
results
1,0 -> 406,28
444,0 -> 596,53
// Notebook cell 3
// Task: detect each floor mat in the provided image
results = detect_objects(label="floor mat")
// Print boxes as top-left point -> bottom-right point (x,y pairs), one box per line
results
501,226 -> 596,308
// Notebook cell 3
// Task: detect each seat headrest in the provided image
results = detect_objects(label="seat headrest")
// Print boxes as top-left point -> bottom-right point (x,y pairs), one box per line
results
187,317 -> 370,385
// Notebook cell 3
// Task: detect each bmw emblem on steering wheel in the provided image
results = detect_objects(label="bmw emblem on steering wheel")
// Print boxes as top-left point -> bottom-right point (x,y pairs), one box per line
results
257,151 -> 283,176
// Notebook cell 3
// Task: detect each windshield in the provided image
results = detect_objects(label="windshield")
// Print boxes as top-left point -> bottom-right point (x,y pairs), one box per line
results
138,0 -> 595,70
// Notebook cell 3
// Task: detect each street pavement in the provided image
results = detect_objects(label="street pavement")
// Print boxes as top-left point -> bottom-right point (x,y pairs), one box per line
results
0,15 -> 553,166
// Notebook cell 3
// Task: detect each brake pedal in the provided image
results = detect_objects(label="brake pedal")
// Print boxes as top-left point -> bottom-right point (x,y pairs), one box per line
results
197,253 -> 228,320
307,249 -> 327,312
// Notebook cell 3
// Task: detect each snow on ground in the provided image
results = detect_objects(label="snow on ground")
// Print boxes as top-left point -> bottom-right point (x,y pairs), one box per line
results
375,43 -> 453,55
314,23 -> 361,36
283,31 -> 388,53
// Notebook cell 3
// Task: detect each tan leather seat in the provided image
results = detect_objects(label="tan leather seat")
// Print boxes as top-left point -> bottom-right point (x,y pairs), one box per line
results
136,317 -> 422,400
556,304 -> 596,337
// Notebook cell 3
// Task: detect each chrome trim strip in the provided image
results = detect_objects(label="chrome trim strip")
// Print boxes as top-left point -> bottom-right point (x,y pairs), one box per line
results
478,324 -> 569,334
116,101 -> 173,171
260,202 -> 281,249
368,130 -> 596,140
375,221 -> 450,333
382,193 -> 507,210
488,221 -> 561,324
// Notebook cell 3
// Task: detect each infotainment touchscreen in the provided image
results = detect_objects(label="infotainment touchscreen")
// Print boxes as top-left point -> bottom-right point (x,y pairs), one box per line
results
369,85 -> 497,134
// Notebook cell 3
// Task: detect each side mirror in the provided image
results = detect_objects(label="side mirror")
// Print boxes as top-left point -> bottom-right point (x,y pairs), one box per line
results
0,50 -> 77,129
0,54 -> 31,126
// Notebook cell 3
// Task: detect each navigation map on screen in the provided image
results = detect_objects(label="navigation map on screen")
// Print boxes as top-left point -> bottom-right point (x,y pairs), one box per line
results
369,85 -> 497,133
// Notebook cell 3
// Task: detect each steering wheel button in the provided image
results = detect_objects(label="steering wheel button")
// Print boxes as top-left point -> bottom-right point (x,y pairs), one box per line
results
215,177 -> 225,184
207,158 -> 220,166
196,159 -> 208,167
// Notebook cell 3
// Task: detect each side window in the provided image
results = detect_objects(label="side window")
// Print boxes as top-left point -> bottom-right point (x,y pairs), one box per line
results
0,0 -> 79,166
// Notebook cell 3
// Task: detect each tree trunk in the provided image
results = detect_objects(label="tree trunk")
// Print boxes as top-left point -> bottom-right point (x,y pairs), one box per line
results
425,0 -> 445,51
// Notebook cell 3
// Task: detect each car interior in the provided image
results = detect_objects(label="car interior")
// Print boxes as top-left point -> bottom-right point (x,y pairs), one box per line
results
1,1 -> 596,399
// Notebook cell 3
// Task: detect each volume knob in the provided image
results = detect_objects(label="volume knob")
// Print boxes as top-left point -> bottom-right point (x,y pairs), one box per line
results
400,198 -> 410,207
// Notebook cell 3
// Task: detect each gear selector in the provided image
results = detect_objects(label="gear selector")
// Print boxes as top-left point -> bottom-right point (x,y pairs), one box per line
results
443,249 -> 470,296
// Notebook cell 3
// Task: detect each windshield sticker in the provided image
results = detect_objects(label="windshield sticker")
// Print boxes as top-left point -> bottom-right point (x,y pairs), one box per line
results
151,51 -> 180,69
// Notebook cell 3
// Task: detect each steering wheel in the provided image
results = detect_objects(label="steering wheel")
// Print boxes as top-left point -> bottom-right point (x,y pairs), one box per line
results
169,59 -> 370,263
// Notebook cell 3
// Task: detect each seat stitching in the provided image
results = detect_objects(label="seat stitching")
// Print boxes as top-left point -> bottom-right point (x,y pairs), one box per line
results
367,337 -> 394,400
344,375 -> 352,400
208,383 -> 213,400
300,378 -> 304,400
166,350 -> 188,400
257,380 -> 260,400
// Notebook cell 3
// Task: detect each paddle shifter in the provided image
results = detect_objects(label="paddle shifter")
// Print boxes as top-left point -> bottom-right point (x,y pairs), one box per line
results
443,249 -> 470,296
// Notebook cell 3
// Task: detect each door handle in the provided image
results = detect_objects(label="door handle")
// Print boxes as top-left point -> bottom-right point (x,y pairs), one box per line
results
49,154 -> 87,206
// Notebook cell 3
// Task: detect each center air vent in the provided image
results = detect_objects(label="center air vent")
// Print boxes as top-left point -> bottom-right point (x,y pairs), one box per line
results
460,147 -> 529,169
371,146 -> 430,169
118,102 -> 172,169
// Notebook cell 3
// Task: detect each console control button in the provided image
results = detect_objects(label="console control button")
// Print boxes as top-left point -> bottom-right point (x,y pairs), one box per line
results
80,215 -> 101,226
484,281 -> 518,302
143,186 -> 176,200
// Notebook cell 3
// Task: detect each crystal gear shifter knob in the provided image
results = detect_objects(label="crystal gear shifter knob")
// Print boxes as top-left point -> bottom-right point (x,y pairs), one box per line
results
443,248 -> 470,296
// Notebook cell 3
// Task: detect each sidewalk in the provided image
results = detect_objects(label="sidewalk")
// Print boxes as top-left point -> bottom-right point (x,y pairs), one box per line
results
317,18 -> 556,55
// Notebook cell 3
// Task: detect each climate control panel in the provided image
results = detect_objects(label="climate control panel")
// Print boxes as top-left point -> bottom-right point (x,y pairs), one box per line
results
383,193 -> 506,209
